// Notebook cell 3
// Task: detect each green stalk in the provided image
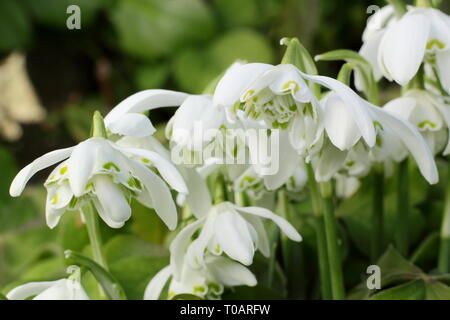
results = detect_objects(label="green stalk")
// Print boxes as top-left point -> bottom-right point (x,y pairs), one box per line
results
81,201 -> 108,269
415,0 -> 432,7
371,168 -> 384,262
438,168 -> 450,273
306,164 -> 332,300
320,181 -> 345,300
395,159 -> 410,256
386,0 -> 407,17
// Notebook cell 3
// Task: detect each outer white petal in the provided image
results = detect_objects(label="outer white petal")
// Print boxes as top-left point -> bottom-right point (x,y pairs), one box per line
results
143,265 -> 173,300
169,218 -> 205,280
431,98 -> 450,155
92,175 -> 132,227
104,89 -> 189,125
9,147 -> 74,197
206,256 -> 257,287
382,97 -> 416,120
215,209 -> 255,266
369,105 -> 438,184
322,93 -> 362,150
235,205 -> 302,242
32,279 -> 88,300
128,160 -> 179,230
300,72 -> 376,147
7,280 -> 61,300
213,62 -> 274,108
107,113 -> 156,137
243,214 -> 270,257
263,131 -> 299,190
182,168 -> 212,219
378,13 -> 430,85
314,142 -> 348,182
436,50 -> 450,95
67,139 -> 100,197
115,145 -> 188,194
358,29 -> 385,87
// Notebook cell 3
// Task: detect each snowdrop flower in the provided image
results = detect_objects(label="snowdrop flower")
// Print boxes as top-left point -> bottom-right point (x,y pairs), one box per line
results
310,82 -> 438,184
383,90 -> 450,155
7,266 -> 89,300
169,202 -> 301,278
104,89 -> 188,138
115,135 -> 211,219
361,5 -> 450,91
10,132 -> 187,229
214,62 -> 320,137
144,254 -> 256,300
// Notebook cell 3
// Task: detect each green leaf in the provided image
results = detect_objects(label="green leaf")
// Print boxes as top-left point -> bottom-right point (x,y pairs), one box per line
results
410,232 -> 439,267
104,234 -> 168,264
134,64 -> 169,90
173,29 -> 273,93
377,246 -> 423,287
0,292 -> 7,300
109,256 -> 168,300
57,212 -> 89,252
171,293 -> 204,300
371,280 -> 425,300
25,0 -> 106,29
65,250 -> 127,300
0,0 -> 31,52
425,280 -> 450,300
111,0 -> 216,60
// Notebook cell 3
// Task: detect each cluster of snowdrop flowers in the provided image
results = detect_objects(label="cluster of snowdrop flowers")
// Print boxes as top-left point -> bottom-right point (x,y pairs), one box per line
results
7,18 -> 445,298
359,3 -> 450,92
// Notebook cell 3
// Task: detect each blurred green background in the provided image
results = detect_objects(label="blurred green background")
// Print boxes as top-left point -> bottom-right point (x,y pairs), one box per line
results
1,0 -> 450,299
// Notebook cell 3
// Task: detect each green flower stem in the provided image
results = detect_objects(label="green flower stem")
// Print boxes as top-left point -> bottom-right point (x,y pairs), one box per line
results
415,0 -> 432,7
306,164 -> 331,300
91,111 -> 107,138
320,181 -> 345,300
82,201 -> 108,269
438,168 -> 450,273
278,190 -> 291,269
371,168 -> 384,262
395,159 -> 410,256
386,0 -> 407,17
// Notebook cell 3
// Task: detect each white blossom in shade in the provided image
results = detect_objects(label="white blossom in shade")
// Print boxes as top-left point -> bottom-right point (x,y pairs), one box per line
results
143,254 -> 256,300
7,266 -> 89,300
115,135 -> 212,219
9,137 -> 187,230
383,90 -> 450,155
360,5 -> 450,92
311,88 -> 438,184
169,202 -> 301,277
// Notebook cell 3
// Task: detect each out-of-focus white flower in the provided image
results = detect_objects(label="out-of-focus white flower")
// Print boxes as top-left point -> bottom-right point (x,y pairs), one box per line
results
7,266 -> 89,300
143,254 -> 256,300
312,89 -> 438,184
9,136 -> 187,229
360,5 -> 450,91
383,90 -> 450,155
169,202 -> 301,276
0,52 -> 46,141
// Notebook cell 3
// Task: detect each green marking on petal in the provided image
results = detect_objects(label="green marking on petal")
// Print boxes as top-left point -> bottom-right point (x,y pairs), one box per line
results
59,166 -> 68,175
426,39 -> 446,50
376,135 -> 383,148
194,286 -> 206,294
215,243 -> 221,254
51,194 -> 58,205
243,89 -> 255,101
373,120 -> 384,131
141,158 -> 151,164
127,177 -> 142,190
282,81 -> 299,93
418,120 -> 436,129
103,162 -> 121,171
346,161 -> 355,167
